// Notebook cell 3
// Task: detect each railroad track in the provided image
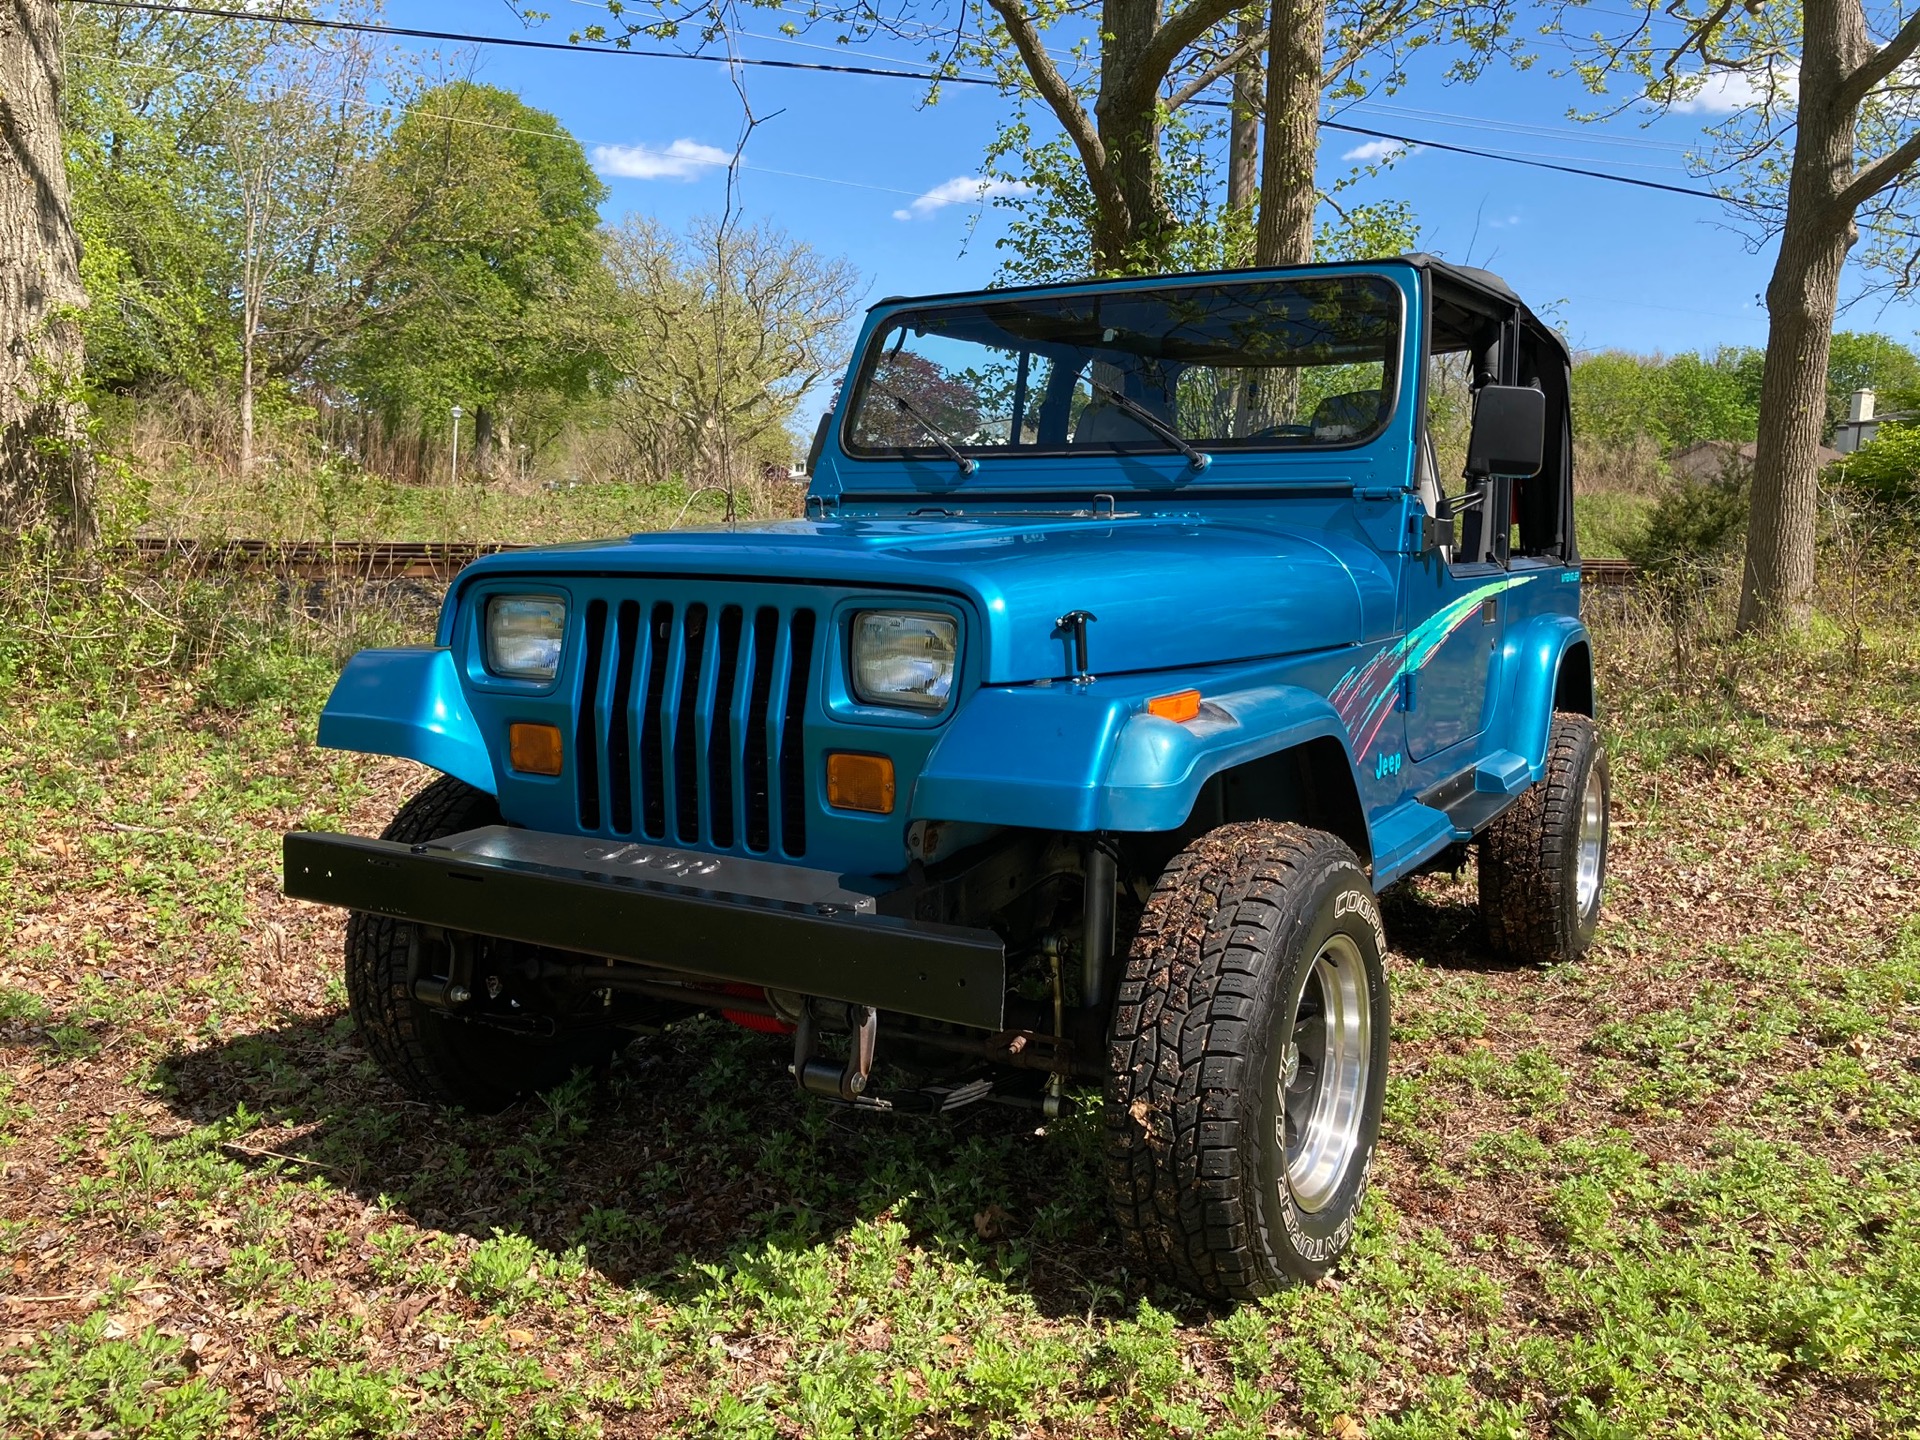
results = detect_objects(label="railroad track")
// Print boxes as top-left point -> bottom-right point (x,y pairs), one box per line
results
129,537 -> 1645,586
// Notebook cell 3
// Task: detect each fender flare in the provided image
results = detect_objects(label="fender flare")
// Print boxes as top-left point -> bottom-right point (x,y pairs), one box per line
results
315,647 -> 498,795
1490,614 -> 1594,779
912,678 -> 1369,856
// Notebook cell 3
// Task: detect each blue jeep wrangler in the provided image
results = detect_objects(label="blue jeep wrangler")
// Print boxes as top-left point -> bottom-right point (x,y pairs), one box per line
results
286,255 -> 1606,1301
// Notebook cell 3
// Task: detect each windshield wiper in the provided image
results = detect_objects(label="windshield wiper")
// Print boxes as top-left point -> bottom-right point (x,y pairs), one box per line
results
1089,382 -> 1212,472
876,387 -> 977,476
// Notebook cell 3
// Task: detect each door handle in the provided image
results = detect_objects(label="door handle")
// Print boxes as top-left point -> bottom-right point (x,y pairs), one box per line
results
1481,598 -> 1498,624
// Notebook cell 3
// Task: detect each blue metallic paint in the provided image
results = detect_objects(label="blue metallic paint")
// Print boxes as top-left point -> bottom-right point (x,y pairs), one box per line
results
315,260 -> 1593,895
317,647 -> 499,796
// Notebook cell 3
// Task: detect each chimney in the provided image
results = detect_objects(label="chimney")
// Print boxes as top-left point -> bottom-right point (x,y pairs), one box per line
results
1850,388 -> 1876,423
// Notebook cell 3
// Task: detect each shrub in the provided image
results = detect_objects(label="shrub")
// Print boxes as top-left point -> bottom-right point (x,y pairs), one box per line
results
1833,420 -> 1920,515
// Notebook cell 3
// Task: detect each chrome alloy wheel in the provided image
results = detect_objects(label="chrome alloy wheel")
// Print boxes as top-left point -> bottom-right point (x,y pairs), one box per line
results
1575,760 -> 1607,918
1278,934 -> 1372,1214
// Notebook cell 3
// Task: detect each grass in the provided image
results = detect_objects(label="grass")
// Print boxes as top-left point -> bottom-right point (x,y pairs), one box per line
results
137,456 -> 796,545
1573,489 -> 1656,559
2,539 -> 1918,1436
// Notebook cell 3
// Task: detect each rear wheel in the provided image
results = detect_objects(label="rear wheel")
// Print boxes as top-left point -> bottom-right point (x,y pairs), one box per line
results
1105,822 -> 1389,1301
1477,713 -> 1610,966
345,775 -> 619,1110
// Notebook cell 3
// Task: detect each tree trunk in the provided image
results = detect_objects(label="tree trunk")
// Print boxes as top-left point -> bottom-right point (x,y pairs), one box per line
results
474,405 -> 494,479
1255,0 -> 1324,267
239,324 -> 256,478
0,0 -> 92,549
1092,0 -> 1167,272
1225,9 -> 1262,247
1736,0 -> 1867,632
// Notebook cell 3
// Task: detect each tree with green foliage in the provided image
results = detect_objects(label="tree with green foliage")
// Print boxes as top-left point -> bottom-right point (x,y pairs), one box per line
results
599,215 -> 862,506
551,0 -> 1515,276
1824,331 -> 1920,435
346,82 -> 610,479
1558,0 -> 1920,630
1834,420 -> 1920,512
62,6 -> 272,396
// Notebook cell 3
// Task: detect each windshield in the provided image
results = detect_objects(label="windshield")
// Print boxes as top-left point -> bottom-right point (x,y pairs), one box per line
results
843,275 -> 1402,463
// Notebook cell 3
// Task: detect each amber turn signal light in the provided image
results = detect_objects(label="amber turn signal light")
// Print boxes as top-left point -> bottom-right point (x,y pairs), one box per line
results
1146,689 -> 1203,723
826,752 -> 896,814
509,722 -> 564,776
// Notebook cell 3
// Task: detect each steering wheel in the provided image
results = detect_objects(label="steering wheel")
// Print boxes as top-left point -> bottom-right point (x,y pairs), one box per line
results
1250,423 -> 1315,440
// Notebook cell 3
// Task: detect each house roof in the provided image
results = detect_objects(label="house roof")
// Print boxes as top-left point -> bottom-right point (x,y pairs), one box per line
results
1668,439 -> 1845,480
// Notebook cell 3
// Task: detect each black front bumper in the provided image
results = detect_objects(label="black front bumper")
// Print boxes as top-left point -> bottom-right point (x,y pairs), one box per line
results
284,826 -> 1006,1030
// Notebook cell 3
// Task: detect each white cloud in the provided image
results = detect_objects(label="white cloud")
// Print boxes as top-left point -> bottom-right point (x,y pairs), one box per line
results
892,175 -> 1034,221
591,139 -> 731,181
1670,65 -> 1797,114
1342,139 -> 1409,164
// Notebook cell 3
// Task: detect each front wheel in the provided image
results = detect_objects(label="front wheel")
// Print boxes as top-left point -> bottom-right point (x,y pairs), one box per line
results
1105,823 -> 1390,1301
345,775 -> 620,1110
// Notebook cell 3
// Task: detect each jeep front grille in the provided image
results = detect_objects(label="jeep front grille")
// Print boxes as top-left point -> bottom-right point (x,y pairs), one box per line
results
572,596 -> 817,857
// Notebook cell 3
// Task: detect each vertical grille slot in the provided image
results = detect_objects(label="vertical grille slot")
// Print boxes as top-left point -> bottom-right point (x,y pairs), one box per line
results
574,599 -> 607,831
673,604 -> 708,843
707,605 -> 744,849
743,606 -> 779,853
778,609 -> 815,856
639,601 -> 674,839
604,600 -> 640,835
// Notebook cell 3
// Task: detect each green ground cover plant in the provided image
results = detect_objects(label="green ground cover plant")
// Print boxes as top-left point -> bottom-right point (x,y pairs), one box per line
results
1,533 -> 1917,1437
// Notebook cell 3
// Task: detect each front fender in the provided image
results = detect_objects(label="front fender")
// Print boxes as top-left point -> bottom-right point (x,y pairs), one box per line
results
1488,614 -> 1591,780
316,647 -> 497,795
912,670 -> 1360,834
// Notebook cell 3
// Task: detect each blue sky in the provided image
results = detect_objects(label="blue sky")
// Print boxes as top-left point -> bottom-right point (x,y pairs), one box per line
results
384,0 -> 1915,361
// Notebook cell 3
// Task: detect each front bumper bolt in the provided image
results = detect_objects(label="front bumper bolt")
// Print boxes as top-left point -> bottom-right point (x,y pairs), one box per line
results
446,984 -> 471,1005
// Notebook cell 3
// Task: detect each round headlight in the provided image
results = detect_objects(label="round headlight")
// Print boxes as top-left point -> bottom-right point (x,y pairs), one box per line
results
851,611 -> 957,710
486,595 -> 567,681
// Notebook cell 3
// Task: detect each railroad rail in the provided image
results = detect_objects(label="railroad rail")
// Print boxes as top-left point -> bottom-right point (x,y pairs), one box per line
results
129,537 -> 1644,586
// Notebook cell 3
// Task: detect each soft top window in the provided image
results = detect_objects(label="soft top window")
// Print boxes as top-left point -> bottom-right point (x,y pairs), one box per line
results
843,275 -> 1403,464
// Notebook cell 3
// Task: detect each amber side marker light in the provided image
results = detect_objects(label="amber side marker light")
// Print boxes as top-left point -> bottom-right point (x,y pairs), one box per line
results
509,722 -> 564,776
1146,689 -> 1203,723
827,752 -> 896,814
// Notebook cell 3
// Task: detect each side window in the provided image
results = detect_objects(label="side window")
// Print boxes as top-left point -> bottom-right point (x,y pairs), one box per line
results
1424,343 -> 1503,568
1511,330 -> 1572,562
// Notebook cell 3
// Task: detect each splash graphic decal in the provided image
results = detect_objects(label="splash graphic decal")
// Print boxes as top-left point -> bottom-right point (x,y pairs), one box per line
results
1331,575 -> 1534,761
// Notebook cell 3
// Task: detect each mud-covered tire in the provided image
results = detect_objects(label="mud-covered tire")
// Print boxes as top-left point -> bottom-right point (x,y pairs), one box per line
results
344,775 -> 618,1111
1105,823 -> 1390,1302
1477,713 -> 1610,967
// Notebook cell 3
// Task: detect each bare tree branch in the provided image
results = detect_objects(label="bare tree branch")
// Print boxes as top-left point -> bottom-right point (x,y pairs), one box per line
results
1836,10 -> 1920,113
1835,130 -> 1920,217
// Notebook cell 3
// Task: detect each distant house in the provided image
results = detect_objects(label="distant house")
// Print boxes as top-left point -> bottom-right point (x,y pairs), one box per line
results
1831,388 -> 1915,454
1668,438 -> 1844,481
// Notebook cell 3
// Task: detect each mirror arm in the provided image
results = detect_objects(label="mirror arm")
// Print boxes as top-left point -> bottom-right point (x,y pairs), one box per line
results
1414,482 -> 1488,556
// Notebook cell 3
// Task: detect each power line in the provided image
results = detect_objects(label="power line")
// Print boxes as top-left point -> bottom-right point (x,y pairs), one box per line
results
73,0 -> 1732,202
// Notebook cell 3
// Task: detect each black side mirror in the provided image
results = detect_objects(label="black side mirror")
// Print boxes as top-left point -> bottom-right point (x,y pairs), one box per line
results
1464,385 -> 1545,480
805,411 -> 834,476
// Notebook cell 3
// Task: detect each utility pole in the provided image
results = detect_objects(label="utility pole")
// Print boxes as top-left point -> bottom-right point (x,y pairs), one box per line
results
449,404 -> 463,485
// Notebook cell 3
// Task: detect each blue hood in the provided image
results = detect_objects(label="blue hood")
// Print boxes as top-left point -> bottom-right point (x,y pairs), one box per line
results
454,515 -> 1395,684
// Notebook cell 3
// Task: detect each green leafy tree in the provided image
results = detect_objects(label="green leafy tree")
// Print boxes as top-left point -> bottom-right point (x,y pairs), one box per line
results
1834,419 -> 1920,511
599,215 -> 862,506
1558,0 -> 1920,629
550,0 -> 1514,275
347,82 -> 610,477
1824,331 -> 1920,435
62,5 -> 277,394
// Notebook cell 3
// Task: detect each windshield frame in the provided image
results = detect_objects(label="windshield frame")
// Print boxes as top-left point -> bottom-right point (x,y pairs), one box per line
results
836,270 -> 1409,469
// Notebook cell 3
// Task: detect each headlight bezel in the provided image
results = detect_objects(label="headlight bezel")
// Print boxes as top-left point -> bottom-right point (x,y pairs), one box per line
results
484,593 -> 569,683
848,608 -> 959,713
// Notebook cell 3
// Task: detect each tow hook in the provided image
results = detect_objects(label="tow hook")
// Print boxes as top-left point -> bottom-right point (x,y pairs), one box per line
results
790,998 -> 881,1105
